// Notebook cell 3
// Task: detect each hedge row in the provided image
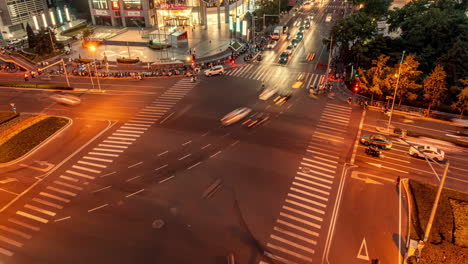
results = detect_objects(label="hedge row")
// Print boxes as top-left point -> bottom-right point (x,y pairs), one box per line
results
0,115 -> 48,146
60,23 -> 88,36
408,180 -> 468,264
116,58 -> 140,64
149,44 -> 171,50
0,82 -> 73,90
0,111 -> 19,126
0,116 -> 69,163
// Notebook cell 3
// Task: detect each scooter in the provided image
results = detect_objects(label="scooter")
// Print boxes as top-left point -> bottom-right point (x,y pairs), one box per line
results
365,145 -> 382,157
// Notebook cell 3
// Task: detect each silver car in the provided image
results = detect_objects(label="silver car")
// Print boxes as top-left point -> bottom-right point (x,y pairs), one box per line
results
221,107 -> 252,126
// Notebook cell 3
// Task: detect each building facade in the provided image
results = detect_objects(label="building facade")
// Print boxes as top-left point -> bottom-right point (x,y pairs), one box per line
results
0,0 -> 74,40
88,0 -> 256,29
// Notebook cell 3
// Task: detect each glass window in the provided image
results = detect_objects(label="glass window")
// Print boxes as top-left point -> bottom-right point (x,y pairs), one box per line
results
123,0 -> 143,10
93,0 -> 109,9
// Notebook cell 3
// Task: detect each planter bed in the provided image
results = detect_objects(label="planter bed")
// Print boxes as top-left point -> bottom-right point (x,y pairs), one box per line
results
0,116 -> 69,163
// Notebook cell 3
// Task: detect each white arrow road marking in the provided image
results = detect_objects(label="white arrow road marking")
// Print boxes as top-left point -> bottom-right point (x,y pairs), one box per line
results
357,237 -> 370,261
367,162 -> 409,174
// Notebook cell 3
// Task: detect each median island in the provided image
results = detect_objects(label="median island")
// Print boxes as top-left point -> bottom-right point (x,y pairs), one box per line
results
0,111 -> 70,164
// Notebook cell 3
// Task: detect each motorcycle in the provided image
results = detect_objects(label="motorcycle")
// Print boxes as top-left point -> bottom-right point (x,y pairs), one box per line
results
365,145 -> 382,158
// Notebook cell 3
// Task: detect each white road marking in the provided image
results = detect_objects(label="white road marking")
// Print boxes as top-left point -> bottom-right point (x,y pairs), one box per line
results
92,185 -> 112,193
306,149 -> 338,159
280,212 -> 321,230
112,133 -> 140,138
295,176 -> 331,191
78,160 -> 108,168
88,204 -> 108,213
159,175 -> 175,184
0,225 -> 32,239
201,144 -> 211,149
301,162 -> 335,174
107,137 -> 136,141
72,165 -> 102,174
126,175 -> 141,182
271,234 -> 316,253
159,112 -> 175,124
303,158 -> 337,169
24,204 -> 56,216
126,189 -> 145,198
83,156 -> 114,163
102,140 -> 132,145
292,181 -> 330,196
32,198 -> 63,209
291,187 -> 329,202
178,154 -> 191,160
66,170 -> 95,180
157,150 -> 169,156
54,216 -> 71,222
0,235 -> 23,247
128,161 -> 143,168
283,205 -> 323,222
187,162 -> 202,170
16,211 -> 48,224
8,218 -> 40,231
53,181 -> 83,191
210,151 -> 221,158
154,164 -> 168,171
182,140 -> 192,146
116,129 -> 144,134
93,148 -> 124,153
266,243 -> 312,262
59,175 -> 78,182
46,186 -> 76,197
120,126 -> 147,130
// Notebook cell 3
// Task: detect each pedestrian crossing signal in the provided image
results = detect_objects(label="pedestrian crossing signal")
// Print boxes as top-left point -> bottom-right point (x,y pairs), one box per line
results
353,82 -> 360,93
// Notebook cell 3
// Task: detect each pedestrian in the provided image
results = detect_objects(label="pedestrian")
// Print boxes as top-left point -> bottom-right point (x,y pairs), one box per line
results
24,73 -> 29,81
396,176 -> 400,187
30,71 -> 35,78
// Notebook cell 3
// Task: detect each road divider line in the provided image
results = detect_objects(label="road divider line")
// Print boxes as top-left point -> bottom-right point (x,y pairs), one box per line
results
159,175 -> 175,184
92,185 -> 112,193
54,216 -> 71,223
157,150 -> 169,156
210,151 -> 222,158
126,189 -> 145,198
187,162 -> 201,170
182,140 -> 192,146
178,153 -> 191,160
126,175 -> 141,182
88,204 -> 108,213
128,161 -> 143,168
101,171 -> 116,177
201,144 -> 211,149
159,112 -> 175,124
154,164 -> 168,171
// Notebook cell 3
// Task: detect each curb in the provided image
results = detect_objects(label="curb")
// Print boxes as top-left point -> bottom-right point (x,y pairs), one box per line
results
401,178 -> 416,264
0,116 -> 73,167
367,107 -> 453,125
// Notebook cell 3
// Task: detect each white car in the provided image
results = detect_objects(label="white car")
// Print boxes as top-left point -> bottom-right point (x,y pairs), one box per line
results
204,65 -> 225,76
259,89 -> 277,100
308,14 -> 315,20
267,40 -> 277,49
325,14 -> 332,22
221,107 -> 252,126
409,144 -> 445,161
50,93 -> 81,106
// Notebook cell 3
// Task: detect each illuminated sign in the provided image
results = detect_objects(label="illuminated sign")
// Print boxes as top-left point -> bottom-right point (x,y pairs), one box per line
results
159,3 -> 187,9
112,1 -> 120,9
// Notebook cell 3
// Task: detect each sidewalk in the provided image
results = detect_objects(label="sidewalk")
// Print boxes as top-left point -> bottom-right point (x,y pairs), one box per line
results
67,24 -> 235,64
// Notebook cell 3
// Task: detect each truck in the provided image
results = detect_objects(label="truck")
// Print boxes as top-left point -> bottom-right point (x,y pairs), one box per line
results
271,26 -> 283,40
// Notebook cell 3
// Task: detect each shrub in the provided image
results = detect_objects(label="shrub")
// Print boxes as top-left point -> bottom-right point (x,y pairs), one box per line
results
0,116 -> 69,163
60,23 -> 88,36
0,82 -> 72,90
405,130 -> 468,148
0,111 -> 19,125
75,58 -> 93,64
117,58 -> 140,64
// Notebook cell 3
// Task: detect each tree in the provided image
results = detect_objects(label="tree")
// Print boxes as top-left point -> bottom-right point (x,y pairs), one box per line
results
384,54 -> 422,106
452,78 -> 468,118
357,55 -> 390,102
34,29 -> 53,55
423,65 -> 447,115
26,24 -> 36,49
361,0 -> 392,18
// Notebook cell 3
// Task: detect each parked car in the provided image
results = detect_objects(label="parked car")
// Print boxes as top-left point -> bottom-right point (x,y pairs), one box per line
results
360,134 -> 392,149
221,107 -> 252,126
409,144 -> 445,161
204,65 -> 225,76
242,112 -> 270,128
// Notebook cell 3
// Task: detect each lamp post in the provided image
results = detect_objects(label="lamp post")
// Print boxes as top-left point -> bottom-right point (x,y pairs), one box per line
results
386,50 -> 405,133
88,45 -> 102,92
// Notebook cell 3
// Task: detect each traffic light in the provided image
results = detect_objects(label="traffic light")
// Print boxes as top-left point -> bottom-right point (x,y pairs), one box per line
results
353,81 -> 360,93
354,73 -> 359,77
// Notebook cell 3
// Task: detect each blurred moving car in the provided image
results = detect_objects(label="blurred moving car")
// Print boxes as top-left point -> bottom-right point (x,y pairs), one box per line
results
259,89 -> 277,100
204,65 -> 225,76
279,52 -> 289,64
299,26 -> 305,33
274,90 -> 293,105
296,32 -> 304,41
267,40 -> 278,49
326,14 -> 332,22
285,45 -> 294,55
409,144 -> 445,161
360,134 -> 392,149
308,14 -> 315,20
305,22 -> 311,29
221,107 -> 252,126
242,112 -> 270,128
50,93 -> 81,106
291,39 -> 299,48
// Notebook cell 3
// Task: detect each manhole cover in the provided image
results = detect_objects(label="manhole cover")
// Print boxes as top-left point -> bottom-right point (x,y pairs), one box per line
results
152,219 -> 165,229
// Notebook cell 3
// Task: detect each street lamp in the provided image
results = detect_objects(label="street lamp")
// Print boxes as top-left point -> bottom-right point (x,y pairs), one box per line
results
386,51 -> 406,133
88,45 -> 102,92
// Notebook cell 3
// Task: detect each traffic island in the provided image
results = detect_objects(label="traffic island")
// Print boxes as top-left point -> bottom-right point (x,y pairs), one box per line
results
0,113 -> 70,164
404,179 -> 468,264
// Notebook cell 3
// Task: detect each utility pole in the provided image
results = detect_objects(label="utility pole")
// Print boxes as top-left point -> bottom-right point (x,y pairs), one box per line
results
423,162 -> 450,242
325,35 -> 333,84
386,51 -> 406,133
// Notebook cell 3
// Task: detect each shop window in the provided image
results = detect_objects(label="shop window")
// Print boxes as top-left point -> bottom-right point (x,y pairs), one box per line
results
93,0 -> 109,9
123,0 -> 143,10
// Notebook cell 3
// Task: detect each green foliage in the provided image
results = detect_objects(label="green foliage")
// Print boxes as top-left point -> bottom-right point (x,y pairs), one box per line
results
60,23 -> 88,36
0,117 -> 69,163
149,43 -> 171,50
361,0 -> 392,18
452,78 -> 468,118
423,64 -> 447,114
0,111 -> 19,126
253,0 -> 289,28
33,29 -> 63,55
0,82 -> 72,90
26,24 -> 36,49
